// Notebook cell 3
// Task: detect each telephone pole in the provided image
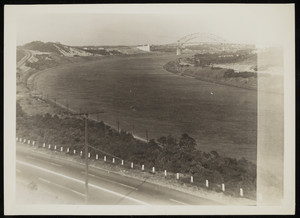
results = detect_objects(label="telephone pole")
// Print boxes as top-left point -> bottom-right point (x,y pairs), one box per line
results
84,113 -> 88,203
71,110 -> 104,204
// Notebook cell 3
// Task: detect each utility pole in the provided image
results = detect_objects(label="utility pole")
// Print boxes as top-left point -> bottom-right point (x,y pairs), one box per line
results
117,120 -> 120,133
84,113 -> 88,203
132,123 -> 134,135
146,130 -> 149,143
71,110 -> 104,204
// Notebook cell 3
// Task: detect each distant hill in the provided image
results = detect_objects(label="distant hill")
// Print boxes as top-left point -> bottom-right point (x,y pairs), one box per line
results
22,41 -> 95,57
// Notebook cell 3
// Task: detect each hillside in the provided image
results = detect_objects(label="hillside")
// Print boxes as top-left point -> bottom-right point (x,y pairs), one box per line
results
23,41 -> 96,57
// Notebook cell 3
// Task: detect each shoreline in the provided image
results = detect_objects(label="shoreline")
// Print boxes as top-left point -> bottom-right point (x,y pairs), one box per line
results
25,61 -> 149,143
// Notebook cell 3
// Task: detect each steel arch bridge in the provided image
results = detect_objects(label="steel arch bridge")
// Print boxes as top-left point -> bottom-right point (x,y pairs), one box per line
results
176,33 -> 228,55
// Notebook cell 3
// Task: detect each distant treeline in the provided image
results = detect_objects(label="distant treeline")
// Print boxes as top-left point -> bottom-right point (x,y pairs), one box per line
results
16,102 -> 256,199
193,51 -> 256,67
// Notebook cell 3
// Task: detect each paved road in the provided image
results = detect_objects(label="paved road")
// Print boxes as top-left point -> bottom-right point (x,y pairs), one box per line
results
17,49 -> 32,69
16,143 -> 220,205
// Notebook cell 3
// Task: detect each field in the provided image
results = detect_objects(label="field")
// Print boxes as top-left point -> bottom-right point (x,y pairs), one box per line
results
33,53 -> 257,162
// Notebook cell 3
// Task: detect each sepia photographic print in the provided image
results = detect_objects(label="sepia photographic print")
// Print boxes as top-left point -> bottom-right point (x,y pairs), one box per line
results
4,4 -> 295,215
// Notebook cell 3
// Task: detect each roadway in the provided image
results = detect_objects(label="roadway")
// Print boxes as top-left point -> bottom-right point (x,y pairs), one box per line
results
16,143 -> 220,205
17,49 -> 32,69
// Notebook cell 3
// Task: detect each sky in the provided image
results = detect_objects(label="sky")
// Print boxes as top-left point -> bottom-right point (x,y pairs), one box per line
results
15,4 -> 293,47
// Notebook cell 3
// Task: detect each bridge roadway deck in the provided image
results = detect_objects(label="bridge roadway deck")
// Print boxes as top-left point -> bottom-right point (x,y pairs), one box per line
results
16,143 -> 220,205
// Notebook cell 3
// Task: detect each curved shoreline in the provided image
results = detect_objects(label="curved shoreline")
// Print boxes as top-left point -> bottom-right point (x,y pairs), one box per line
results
26,62 -> 148,143
163,63 -> 283,95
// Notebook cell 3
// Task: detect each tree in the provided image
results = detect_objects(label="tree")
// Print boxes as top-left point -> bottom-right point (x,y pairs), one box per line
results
179,133 -> 196,153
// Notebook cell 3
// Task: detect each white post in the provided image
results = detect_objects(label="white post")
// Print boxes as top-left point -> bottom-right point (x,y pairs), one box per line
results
32,141 -> 35,146
240,188 -> 244,197
43,143 -> 45,147
206,180 -> 209,187
67,148 -> 69,153
28,140 -> 30,145
131,162 -> 133,168
16,137 -> 18,141
61,147 -> 63,152
23,139 -> 26,143
80,151 -> 82,156
222,183 -> 225,192
96,154 -> 98,160
88,153 -> 91,158
104,156 -> 106,162
142,165 -> 144,171
191,176 -> 193,183
48,144 -> 51,149
176,173 -> 179,180
121,160 -> 124,165
54,145 -> 56,150
112,158 -> 115,163
74,149 -> 76,154
152,167 -> 155,173
19,138 -> 22,142
164,170 -> 167,177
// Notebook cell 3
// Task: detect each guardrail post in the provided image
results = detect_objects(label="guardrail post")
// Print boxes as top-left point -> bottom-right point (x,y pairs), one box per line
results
121,160 -> 124,165
112,158 -> 115,163
16,137 -> 18,142
240,188 -> 244,197
206,179 -> 209,187
19,138 -> 22,142
48,144 -> 51,149
32,141 -> 35,146
222,183 -> 225,192
152,167 -> 155,173
67,148 -> 69,153
61,147 -> 63,152
88,153 -> 91,158
104,156 -> 106,162
23,139 -> 26,144
131,162 -> 133,168
80,151 -> 83,156
191,176 -> 193,183
176,173 -> 179,180
96,154 -> 98,160
28,140 -> 30,145
54,145 -> 56,150
74,149 -> 76,154
142,165 -> 144,171
43,143 -> 45,148
164,170 -> 167,177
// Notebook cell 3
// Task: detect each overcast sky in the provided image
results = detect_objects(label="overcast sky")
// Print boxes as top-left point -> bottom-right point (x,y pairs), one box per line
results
15,4 -> 293,47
